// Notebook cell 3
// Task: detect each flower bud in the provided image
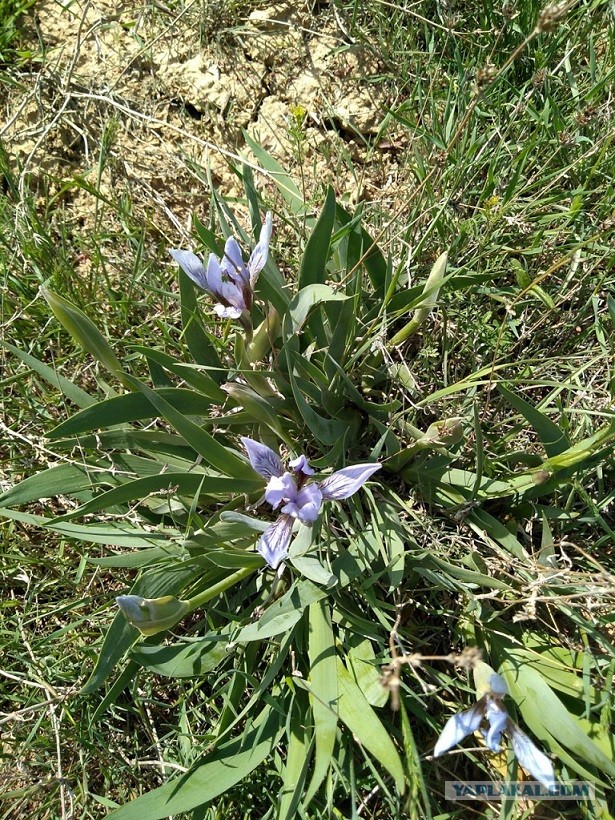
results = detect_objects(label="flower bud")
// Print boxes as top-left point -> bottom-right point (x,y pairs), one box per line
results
419,417 -> 463,447
246,307 -> 280,363
115,594 -> 190,636
389,251 -> 448,346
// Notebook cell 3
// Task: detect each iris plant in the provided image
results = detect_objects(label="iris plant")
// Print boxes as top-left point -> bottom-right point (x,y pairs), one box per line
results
241,437 -> 381,569
170,212 -> 273,319
434,673 -> 556,788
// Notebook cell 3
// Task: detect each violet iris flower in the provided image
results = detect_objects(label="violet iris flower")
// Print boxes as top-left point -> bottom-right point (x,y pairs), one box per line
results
241,437 -> 381,570
169,212 -> 273,319
434,673 -> 556,788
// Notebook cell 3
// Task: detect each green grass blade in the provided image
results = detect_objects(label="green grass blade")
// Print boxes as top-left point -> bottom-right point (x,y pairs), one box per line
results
130,638 -> 230,678
0,463 -> 94,506
2,342 -> 96,408
334,202 -> 387,298
52,472 -> 262,521
288,367 -> 350,446
243,131 -> 305,215
500,653 -> 615,781
0,507 -> 170,547
280,700 -> 312,820
283,283 -> 348,337
239,552 -> 364,642
106,701 -> 287,819
48,388 -> 214,438
82,563 -> 201,693
121,375 -> 254,479
131,345 -> 227,402
399,700 -> 432,819
41,288 -> 127,386
388,251 -> 448,346
498,383 -> 570,457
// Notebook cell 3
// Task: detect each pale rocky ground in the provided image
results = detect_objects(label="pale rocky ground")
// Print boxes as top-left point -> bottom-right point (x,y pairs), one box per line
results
2,0 -> 404,255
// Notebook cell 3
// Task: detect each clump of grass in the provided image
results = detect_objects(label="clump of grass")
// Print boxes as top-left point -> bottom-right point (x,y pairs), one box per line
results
0,0 -> 36,64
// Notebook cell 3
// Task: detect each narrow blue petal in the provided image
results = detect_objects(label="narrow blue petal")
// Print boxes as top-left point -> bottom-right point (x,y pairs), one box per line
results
509,723 -> 556,788
319,463 -> 381,500
247,211 -> 273,285
258,515 -> 293,569
433,703 -> 484,757
241,437 -> 284,479
484,699 -> 508,752
288,454 -> 315,476
207,252 -> 246,314
206,252 -> 224,294
169,249 -> 208,290
223,236 -> 248,284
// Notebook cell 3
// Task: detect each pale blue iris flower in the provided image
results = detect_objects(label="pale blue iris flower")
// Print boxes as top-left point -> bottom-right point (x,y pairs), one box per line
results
434,673 -> 556,788
170,212 -> 273,319
241,437 -> 381,569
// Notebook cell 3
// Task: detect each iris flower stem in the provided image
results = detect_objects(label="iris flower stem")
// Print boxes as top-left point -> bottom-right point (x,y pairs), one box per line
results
185,566 -> 255,611
239,311 -> 254,344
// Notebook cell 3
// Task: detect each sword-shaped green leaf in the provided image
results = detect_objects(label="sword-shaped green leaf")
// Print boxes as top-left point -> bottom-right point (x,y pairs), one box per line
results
41,288 -> 128,386
304,600 -> 338,805
106,702 -> 286,819
336,658 -> 405,792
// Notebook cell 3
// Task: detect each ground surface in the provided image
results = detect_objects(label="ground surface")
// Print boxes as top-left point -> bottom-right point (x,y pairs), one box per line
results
5,1 -> 397,238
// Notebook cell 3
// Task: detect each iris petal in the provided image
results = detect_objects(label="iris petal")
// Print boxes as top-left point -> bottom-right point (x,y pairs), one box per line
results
222,236 -> 248,285
169,249 -> 209,290
319,463 -> 381,500
489,673 -> 508,695
241,437 -> 284,479
484,699 -> 509,752
265,473 -> 297,510
258,515 -> 294,569
289,454 -> 315,477
433,702 -> 484,757
509,723 -> 556,788
282,484 -> 323,523
205,252 -> 224,294
247,211 -> 273,285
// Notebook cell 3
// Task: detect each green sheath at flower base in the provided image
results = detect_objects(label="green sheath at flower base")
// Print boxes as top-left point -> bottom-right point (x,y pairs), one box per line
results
419,417 -> 463,447
389,251 -> 448,347
246,307 -> 280,363
116,567 -> 255,636
116,594 -> 190,636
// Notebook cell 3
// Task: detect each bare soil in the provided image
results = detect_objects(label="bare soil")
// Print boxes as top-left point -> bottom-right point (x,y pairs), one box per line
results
2,0 -> 403,248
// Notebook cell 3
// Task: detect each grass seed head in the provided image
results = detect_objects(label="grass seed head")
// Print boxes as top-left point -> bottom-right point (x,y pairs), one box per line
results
537,2 -> 571,33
